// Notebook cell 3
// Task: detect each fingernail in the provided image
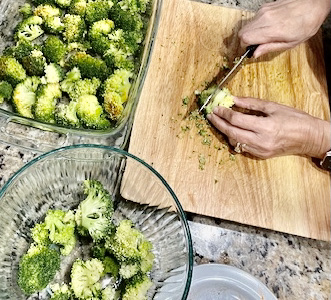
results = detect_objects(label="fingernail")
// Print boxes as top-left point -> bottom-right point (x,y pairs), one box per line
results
206,113 -> 212,120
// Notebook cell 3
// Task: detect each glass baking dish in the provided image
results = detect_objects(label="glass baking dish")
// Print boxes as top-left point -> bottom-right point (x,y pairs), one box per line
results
0,0 -> 162,153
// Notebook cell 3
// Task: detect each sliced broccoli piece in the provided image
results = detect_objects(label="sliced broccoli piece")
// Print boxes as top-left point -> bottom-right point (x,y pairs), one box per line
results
44,16 -> 65,34
50,283 -> 74,300
12,76 -> 40,118
18,244 -> 60,295
71,258 -> 104,299
21,49 -> 46,76
62,14 -> 86,43
15,16 -> 44,41
20,3 -> 33,19
200,87 -> 234,114
33,83 -> 62,123
43,35 -> 67,63
55,101 -> 80,127
31,222 -> 51,245
122,273 -> 153,300
44,63 -> 65,83
34,4 -> 61,19
3,41 -> 41,64
75,179 -> 114,240
55,0 -> 72,7
85,0 -> 113,24
101,286 -> 120,300
68,52 -> 108,80
44,209 -> 76,255
0,81 -> 13,104
69,0 -> 87,15
0,56 -> 27,86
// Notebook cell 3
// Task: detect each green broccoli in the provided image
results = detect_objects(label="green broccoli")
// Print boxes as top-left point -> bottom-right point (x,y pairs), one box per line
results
31,222 -> 51,245
71,258 -> 104,299
0,81 -> 13,104
12,76 -> 40,118
44,209 -> 76,255
0,56 -> 27,86
18,244 -> 60,295
68,52 -> 108,80
102,256 -> 119,277
103,43 -> 134,71
20,3 -> 33,19
85,0 -> 113,24
69,0 -> 87,15
199,86 -> 234,114
91,243 -> 107,259
63,77 -> 101,100
122,273 -> 153,300
55,0 -> 72,7
43,35 -> 67,63
88,19 -> 115,55
62,14 -> 86,42
50,283 -> 74,300
119,262 -> 140,279
33,83 -> 62,123
101,286 -> 120,300
75,179 -> 114,240
110,4 -> 143,32
67,41 -> 91,52
15,16 -> 44,41
44,63 -> 65,83
55,101 -> 80,127
34,4 -> 61,19
44,16 -> 65,34
117,0 -> 150,14
60,67 -> 81,91
3,40 -> 39,63
21,49 -> 46,76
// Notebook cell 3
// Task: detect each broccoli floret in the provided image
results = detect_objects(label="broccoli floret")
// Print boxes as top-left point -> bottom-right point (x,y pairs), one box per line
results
75,179 -> 114,240
102,256 -> 119,277
15,16 -> 44,41
44,63 -> 65,83
71,258 -> 104,299
60,67 -> 81,91
3,40 -> 40,63
55,0 -> 72,7
18,244 -> 60,295
67,41 -> 91,52
12,76 -> 40,118
0,81 -> 13,104
91,243 -> 107,259
44,16 -> 65,34
44,209 -> 76,255
68,52 -> 108,80
69,0 -> 87,15
33,83 -> 62,123
117,0 -> 150,14
50,283 -> 74,300
20,3 -> 33,18
119,262 -> 140,279
199,87 -> 234,114
101,286 -> 120,300
31,222 -> 51,245
55,101 -> 80,127
110,4 -> 143,32
122,273 -> 153,300
88,19 -> 115,55
34,4 -> 61,19
85,0 -> 113,24
103,44 -> 134,71
103,90 -> 123,121
62,14 -> 86,42
43,35 -> 67,63
63,77 -> 101,100
21,49 -> 46,76
0,56 -> 27,86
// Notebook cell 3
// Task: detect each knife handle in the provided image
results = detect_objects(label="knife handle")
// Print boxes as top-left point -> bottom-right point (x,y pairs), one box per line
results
246,44 -> 259,58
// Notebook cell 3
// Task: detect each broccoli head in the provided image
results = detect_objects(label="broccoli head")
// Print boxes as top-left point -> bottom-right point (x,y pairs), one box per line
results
3,40 -> 37,63
44,16 -> 65,34
110,4 -> 143,32
33,83 -> 62,123
68,52 -> 108,80
15,16 -> 44,41
44,209 -> 76,255
31,222 -> 51,245
44,63 -> 65,83
55,0 -> 72,7
119,262 -> 140,279
62,14 -> 86,42
43,35 -> 67,63
19,3 -> 33,19
88,19 -> 115,55
0,56 -> 27,86
18,244 -> 60,295
50,283 -> 74,300
12,76 -> 40,118
0,81 -> 13,104
71,258 -> 104,299
75,179 -> 114,240
85,0 -> 113,24
102,256 -> 119,277
63,77 -> 101,100
117,0 -> 150,14
55,101 -> 80,127
34,4 -> 61,19
103,43 -> 134,72
69,0 -> 87,15
101,286 -> 120,300
122,273 -> 153,300
199,86 -> 234,114
21,49 -> 46,76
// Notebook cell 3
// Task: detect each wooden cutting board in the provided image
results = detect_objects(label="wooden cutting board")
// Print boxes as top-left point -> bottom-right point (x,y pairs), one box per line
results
128,0 -> 331,240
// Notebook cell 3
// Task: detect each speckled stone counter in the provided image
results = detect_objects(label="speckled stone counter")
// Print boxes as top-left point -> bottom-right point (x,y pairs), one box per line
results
0,0 -> 330,299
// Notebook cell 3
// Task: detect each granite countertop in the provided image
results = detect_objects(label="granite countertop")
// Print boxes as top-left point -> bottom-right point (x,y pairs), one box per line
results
0,0 -> 330,299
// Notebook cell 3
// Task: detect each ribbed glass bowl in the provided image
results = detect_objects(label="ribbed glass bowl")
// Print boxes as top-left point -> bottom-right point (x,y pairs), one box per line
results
0,145 -> 193,300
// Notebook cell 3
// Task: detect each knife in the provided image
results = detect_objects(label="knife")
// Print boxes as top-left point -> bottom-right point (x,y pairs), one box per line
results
199,44 -> 259,112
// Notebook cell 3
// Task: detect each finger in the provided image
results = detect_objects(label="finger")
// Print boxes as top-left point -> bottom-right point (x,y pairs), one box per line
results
233,97 -> 275,114
253,42 -> 297,58
212,106 -> 262,132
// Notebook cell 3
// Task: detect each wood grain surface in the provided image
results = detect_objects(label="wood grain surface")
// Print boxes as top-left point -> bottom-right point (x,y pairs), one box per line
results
128,0 -> 331,240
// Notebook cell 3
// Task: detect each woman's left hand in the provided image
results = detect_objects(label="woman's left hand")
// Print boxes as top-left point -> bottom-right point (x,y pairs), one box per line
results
207,97 -> 330,159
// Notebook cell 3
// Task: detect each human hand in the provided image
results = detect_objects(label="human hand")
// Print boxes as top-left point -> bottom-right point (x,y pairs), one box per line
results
239,0 -> 331,58
207,97 -> 331,159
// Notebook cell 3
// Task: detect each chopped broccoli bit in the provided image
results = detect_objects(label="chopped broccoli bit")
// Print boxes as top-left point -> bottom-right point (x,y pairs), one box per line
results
88,19 -> 115,55
71,258 -> 104,299
43,35 -> 67,63
44,209 -> 76,255
3,40 -> 37,63
55,0 -> 72,7
62,14 -> 86,42
122,273 -> 153,300
101,286 -> 120,300
15,16 -> 44,41
12,76 -> 40,118
75,179 -> 114,240
18,244 -> 60,295
55,101 -> 80,127
21,49 -> 46,76
103,43 -> 134,71
34,4 -> 61,19
45,63 -> 65,83
118,0 -> 150,14
102,256 -> 119,277
85,0 -> 113,24
0,56 -> 27,86
119,262 -> 140,279
20,3 -> 33,18
50,283 -> 74,300
63,77 -> 101,100
69,0 -> 87,15
0,81 -> 13,104
44,16 -> 65,34
200,87 -> 234,114
31,222 -> 51,245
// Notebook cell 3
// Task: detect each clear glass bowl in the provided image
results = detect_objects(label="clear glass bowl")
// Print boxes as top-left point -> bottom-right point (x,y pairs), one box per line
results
0,0 -> 162,153
0,145 -> 193,300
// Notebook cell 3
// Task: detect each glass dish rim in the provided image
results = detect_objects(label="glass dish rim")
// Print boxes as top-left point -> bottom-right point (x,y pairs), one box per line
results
0,143 -> 194,300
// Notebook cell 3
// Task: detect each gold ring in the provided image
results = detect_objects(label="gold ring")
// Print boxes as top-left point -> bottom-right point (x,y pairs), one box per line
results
234,142 -> 247,154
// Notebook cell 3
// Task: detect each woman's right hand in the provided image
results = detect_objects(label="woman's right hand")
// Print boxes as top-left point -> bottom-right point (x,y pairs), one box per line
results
238,0 -> 331,58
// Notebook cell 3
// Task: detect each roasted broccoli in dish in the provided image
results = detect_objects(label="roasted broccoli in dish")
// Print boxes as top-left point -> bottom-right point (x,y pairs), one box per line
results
44,16 -> 65,34
88,19 -> 115,55
117,0 -> 150,14
63,77 -> 101,100
101,286 -> 120,300
199,86 -> 234,114
0,81 -> 13,104
50,283 -> 74,300
0,56 -> 27,86
55,0 -> 72,8
62,14 -> 86,42
12,76 -> 40,118
34,4 -> 61,19
44,209 -> 77,255
15,16 -> 44,41
85,0 -> 113,24
122,273 -> 153,300
43,35 -> 67,63
71,258 -> 104,299
75,179 -> 114,240
55,101 -> 80,127
20,3 -> 33,19
3,40 -> 38,63
44,63 -> 65,83
69,0 -> 87,15
18,244 -> 60,295
21,49 -> 46,76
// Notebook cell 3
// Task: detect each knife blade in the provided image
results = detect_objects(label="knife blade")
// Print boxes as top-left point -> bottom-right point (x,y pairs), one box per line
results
199,44 -> 259,113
